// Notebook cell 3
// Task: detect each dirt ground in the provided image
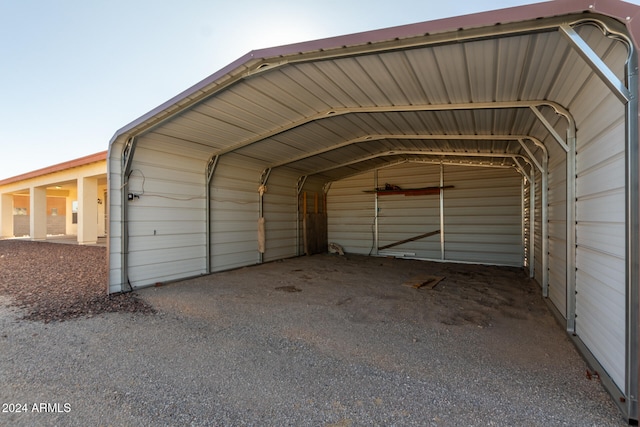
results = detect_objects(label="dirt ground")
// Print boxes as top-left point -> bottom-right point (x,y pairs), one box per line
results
0,240 -> 627,425
137,253 -> 624,425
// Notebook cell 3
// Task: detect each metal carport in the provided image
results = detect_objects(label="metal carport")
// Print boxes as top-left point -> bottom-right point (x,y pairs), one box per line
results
107,0 -> 640,421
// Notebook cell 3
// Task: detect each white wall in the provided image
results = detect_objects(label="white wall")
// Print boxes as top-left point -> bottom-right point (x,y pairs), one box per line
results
326,170 -> 376,255
378,164 -> 441,259
574,96 -> 627,390
442,165 -> 523,266
533,168 -> 543,289
209,153 -> 262,272
547,25 -> 629,392
112,135 -> 210,290
262,168 -> 298,262
546,137 -> 568,318
328,163 -> 524,266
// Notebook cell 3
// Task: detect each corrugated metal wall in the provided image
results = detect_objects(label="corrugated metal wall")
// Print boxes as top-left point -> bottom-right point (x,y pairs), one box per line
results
326,171 -> 375,255
209,153 -> 261,272
114,136 -> 210,289
533,168 -> 543,289
562,26 -> 628,392
523,175 -> 531,273
378,164 -> 441,258
443,165 -> 523,266
574,96 -> 627,390
262,168 -> 298,262
546,140 -> 568,319
327,163 -> 523,266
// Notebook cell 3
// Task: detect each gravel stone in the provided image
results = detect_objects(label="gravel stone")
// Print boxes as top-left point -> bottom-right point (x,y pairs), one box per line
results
0,240 -> 153,322
0,240 -> 628,426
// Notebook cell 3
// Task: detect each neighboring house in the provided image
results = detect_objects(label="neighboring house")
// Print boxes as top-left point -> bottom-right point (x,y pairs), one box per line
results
0,151 -> 107,244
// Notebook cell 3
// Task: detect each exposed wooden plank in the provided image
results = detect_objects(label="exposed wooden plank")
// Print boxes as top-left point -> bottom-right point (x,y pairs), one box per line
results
378,229 -> 440,250
402,275 -> 446,289
303,212 -> 327,255
364,185 -> 453,196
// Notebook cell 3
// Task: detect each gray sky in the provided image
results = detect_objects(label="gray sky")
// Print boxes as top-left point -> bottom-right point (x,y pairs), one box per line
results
1,0 -> 634,180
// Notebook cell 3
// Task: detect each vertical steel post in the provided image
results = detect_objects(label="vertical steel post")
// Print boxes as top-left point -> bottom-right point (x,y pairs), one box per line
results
440,163 -> 445,260
542,153 -> 549,297
296,176 -> 307,257
258,168 -> 271,264
374,169 -> 379,254
626,45 -> 639,421
566,125 -> 577,334
121,137 -> 137,292
205,155 -> 219,274
529,168 -> 536,279
521,177 -> 526,268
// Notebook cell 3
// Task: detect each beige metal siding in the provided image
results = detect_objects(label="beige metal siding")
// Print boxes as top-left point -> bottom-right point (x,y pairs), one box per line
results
546,142 -> 567,318
209,154 -> 262,271
125,142 -> 208,287
443,165 -> 523,266
523,175 -> 531,273
574,94 -> 626,390
378,164 -> 441,258
327,171 -> 375,254
262,168 -> 298,262
533,168 -> 543,289
328,163 -> 523,266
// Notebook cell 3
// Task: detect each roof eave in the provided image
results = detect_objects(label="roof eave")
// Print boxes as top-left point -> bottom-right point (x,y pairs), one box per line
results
0,151 -> 107,186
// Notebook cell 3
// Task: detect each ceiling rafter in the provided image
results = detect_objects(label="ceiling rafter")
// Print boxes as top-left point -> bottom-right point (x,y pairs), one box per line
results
267,133 -> 546,170
209,100 -> 570,159
306,149 -> 532,177
317,157 -> 519,186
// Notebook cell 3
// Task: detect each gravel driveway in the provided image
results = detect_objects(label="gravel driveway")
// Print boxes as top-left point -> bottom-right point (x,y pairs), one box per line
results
0,240 -> 627,426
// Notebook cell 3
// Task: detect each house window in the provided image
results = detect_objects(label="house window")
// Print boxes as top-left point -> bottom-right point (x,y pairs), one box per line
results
13,207 -> 27,215
51,208 -> 58,216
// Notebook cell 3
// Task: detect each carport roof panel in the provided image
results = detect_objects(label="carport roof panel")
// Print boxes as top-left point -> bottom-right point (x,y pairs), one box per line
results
110,0 -> 640,143
111,0 -> 639,183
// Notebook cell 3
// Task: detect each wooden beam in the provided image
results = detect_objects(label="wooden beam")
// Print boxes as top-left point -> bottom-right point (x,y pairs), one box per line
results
364,185 -> 453,196
303,192 -> 307,215
378,229 -> 440,251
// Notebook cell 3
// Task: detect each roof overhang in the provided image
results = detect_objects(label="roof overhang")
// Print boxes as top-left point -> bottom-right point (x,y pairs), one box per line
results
0,151 -> 107,187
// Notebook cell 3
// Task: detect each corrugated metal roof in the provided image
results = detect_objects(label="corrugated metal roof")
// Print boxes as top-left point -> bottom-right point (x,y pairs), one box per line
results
110,0 -> 637,185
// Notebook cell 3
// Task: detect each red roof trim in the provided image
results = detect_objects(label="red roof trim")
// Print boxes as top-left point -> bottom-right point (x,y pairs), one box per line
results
0,151 -> 107,186
253,0 -> 640,57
